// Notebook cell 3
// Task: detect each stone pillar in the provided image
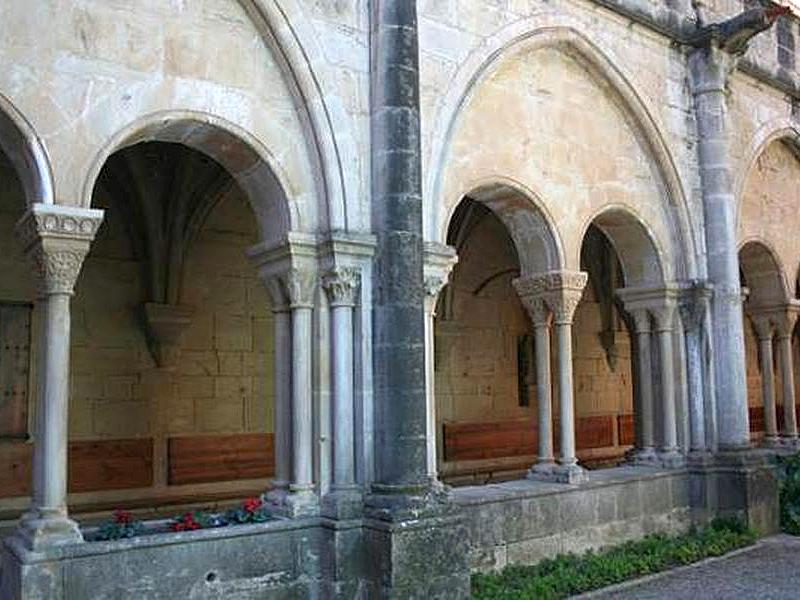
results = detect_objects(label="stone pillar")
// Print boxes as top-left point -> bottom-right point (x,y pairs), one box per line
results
750,314 -> 779,446
630,308 -> 657,462
689,44 -> 751,450
680,283 -> 712,457
283,267 -> 318,516
422,243 -> 457,483
260,276 -> 293,503
322,267 -> 361,516
652,302 -> 684,467
775,307 -> 799,445
541,272 -> 587,484
13,204 -> 103,550
366,2 -> 470,595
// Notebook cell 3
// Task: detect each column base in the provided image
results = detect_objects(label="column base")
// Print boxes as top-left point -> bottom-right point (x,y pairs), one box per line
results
321,487 -> 363,520
14,511 -> 83,551
272,489 -> 319,518
687,450 -> 714,467
762,435 -> 782,449
657,449 -> 686,469
527,460 -> 557,481
781,435 -> 800,449
630,447 -> 658,466
554,463 -> 586,484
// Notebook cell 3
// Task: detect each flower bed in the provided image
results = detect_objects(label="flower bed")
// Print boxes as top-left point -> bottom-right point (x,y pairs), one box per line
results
87,496 -> 273,542
471,519 -> 757,599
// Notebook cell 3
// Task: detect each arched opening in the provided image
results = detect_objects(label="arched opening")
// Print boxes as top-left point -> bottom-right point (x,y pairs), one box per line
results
63,125 -> 289,516
577,208 -> 686,466
434,185 -> 561,486
0,103 -> 47,505
739,241 -> 790,445
574,224 -> 634,468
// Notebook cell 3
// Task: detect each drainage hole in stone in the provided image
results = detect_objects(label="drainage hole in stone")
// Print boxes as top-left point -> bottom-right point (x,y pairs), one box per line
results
206,572 -> 218,583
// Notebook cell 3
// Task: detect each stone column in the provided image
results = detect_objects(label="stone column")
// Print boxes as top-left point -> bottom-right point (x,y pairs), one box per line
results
750,314 -> 779,446
652,302 -> 683,467
262,276 -> 292,503
630,308 -> 657,463
322,267 -> 361,516
541,272 -> 587,484
13,204 -> 103,550
680,284 -> 712,457
283,267 -> 318,516
689,44 -> 751,450
775,307 -> 799,445
422,275 -> 445,480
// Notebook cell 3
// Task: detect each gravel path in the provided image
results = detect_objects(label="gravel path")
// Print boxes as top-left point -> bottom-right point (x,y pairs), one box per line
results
578,535 -> 800,600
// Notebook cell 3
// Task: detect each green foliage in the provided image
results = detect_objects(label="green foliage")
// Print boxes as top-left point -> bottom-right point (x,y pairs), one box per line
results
92,510 -> 144,541
773,452 -> 800,534
471,520 -> 756,599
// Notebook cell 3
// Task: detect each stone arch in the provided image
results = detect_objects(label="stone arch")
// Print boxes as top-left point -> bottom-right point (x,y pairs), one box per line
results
0,92 -> 54,206
734,118 -> 800,214
579,205 -> 666,287
444,179 -> 563,277
83,111 -> 292,246
239,0 -> 354,231
426,22 -> 696,281
739,239 -> 790,308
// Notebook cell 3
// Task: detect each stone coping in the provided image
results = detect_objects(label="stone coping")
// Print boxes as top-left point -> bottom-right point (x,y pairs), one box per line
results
452,465 -> 684,507
3,515 -> 336,564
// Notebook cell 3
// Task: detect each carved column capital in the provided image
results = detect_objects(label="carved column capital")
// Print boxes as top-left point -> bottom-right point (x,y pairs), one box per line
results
629,308 -> 652,334
323,267 -> 361,307
15,204 -> 104,297
679,281 -> 713,333
773,304 -> 800,339
282,268 -> 316,309
650,302 -> 677,332
749,313 -> 774,341
514,271 -> 587,326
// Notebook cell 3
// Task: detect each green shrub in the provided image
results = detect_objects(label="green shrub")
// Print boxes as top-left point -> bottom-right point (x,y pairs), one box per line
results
471,520 -> 756,599
773,452 -> 800,534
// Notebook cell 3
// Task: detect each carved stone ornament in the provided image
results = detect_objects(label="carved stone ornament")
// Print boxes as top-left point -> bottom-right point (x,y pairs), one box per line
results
679,282 -> 712,333
519,294 -> 550,327
281,268 -> 316,308
142,303 -> 194,369
15,204 -> 104,297
323,267 -> 361,307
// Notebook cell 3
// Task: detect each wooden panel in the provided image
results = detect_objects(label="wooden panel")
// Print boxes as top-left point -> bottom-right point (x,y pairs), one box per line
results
442,419 -> 536,462
618,414 -> 635,446
749,406 -> 765,433
0,304 -> 32,438
0,441 -> 31,497
576,415 -> 615,450
168,433 -> 274,485
68,438 -> 153,493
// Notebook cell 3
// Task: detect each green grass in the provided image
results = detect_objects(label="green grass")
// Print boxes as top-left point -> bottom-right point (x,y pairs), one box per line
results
774,452 -> 800,535
471,519 -> 757,599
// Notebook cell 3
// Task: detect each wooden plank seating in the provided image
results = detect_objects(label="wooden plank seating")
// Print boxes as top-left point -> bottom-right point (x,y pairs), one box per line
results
0,440 -> 31,498
168,433 -> 274,485
69,438 -> 154,493
441,413 -> 634,484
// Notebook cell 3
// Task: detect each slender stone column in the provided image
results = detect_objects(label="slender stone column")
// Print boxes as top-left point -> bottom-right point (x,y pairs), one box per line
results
261,276 -> 292,502
422,270 -> 450,480
630,308 -> 657,463
680,284 -> 712,457
542,272 -> 587,484
13,204 -> 103,550
750,315 -> 779,446
322,267 -> 361,515
775,308 -> 799,445
514,277 -> 556,477
652,303 -> 684,467
689,44 -> 751,450
283,268 -> 318,515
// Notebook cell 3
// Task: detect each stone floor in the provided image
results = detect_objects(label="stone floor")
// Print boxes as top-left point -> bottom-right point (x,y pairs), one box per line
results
581,535 -> 800,599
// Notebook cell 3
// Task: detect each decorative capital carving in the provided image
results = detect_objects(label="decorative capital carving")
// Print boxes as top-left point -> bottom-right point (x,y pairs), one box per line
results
15,204 -> 104,297
629,308 -> 652,334
749,313 -> 773,341
773,304 -> 800,339
323,267 -> 361,307
282,268 -> 316,309
650,302 -> 677,332
679,281 -> 713,333
261,275 -> 290,313
519,295 -> 550,327
514,271 -> 587,325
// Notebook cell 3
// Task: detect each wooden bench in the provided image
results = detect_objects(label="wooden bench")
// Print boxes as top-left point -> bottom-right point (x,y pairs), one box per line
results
168,433 -> 274,485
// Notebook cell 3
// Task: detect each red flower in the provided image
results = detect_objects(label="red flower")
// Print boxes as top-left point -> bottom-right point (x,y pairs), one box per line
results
171,512 -> 202,532
114,509 -> 134,524
243,497 -> 263,514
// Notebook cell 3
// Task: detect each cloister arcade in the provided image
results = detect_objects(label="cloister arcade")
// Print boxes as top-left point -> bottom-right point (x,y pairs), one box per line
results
0,1 -> 799,596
